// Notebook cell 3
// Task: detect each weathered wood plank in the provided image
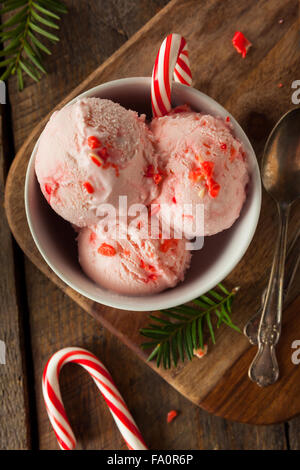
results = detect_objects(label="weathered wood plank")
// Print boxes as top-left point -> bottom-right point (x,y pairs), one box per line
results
289,417 -> 300,450
0,108 -> 30,449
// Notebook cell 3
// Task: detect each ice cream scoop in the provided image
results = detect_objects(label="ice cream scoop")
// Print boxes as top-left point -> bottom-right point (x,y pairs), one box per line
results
151,106 -> 249,237
35,97 -> 159,227
77,217 -> 191,296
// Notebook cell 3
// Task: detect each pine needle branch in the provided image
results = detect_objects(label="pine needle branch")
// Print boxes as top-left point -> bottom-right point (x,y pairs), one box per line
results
140,283 -> 241,369
0,0 -> 67,90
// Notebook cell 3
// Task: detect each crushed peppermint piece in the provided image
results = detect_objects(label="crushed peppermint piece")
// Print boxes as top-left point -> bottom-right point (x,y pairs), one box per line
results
45,183 -> 52,195
189,161 -> 220,198
277,83 -> 283,88
167,410 -> 178,423
87,136 -> 101,149
140,259 -> 155,273
83,181 -> 94,194
220,143 -> 227,150
98,243 -> 116,256
207,179 -> 220,198
201,161 -> 214,177
232,31 -> 252,58
278,18 -> 284,24
194,344 -> 208,359
90,153 -> 102,167
189,168 -> 203,182
154,173 -> 162,185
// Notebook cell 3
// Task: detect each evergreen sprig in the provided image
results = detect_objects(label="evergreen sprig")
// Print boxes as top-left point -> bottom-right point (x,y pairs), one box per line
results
140,283 -> 241,369
0,0 -> 67,90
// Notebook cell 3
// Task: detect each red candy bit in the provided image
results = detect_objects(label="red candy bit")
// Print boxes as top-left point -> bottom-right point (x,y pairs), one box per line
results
140,259 -> 156,273
45,183 -> 52,195
167,410 -> 178,423
145,165 -> 164,185
194,344 -> 208,359
98,243 -> 116,257
148,274 -> 157,281
160,239 -> 178,253
226,116 -> 230,122
153,173 -> 162,185
172,196 -> 177,204
232,31 -> 252,58
44,182 -> 58,202
277,83 -> 283,88
87,136 -> 101,149
90,153 -> 102,167
189,161 -> 220,198
189,167 -> 202,182
83,181 -> 94,194
208,179 -> 220,198
140,259 -> 146,269
220,143 -> 227,150
201,161 -> 214,177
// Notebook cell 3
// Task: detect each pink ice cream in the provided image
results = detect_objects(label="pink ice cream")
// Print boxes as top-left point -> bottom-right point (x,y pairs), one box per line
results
78,218 -> 191,296
35,97 -> 159,227
151,106 -> 249,237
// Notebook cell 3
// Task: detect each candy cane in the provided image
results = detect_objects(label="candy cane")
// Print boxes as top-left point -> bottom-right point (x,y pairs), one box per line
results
42,347 -> 147,450
151,33 -> 192,118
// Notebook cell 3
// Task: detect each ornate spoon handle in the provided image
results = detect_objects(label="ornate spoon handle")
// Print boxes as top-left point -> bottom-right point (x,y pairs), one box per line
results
248,204 -> 290,387
244,225 -> 300,345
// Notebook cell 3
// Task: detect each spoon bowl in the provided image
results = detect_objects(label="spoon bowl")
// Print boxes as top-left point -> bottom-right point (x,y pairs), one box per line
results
262,107 -> 300,204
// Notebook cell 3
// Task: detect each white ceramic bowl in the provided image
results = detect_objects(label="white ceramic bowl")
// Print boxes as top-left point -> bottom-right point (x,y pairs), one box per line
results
25,77 -> 261,311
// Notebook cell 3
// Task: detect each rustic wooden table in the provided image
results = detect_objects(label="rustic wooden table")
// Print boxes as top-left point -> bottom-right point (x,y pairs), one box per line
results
0,0 -> 299,450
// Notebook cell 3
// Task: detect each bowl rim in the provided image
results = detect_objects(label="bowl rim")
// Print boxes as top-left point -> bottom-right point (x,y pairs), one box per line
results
25,76 -> 262,311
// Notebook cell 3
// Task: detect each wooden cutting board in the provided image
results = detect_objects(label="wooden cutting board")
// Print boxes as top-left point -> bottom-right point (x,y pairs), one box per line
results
4,0 -> 300,424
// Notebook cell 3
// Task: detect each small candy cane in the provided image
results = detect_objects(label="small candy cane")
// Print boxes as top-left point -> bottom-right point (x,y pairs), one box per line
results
151,33 -> 192,118
42,347 -> 148,450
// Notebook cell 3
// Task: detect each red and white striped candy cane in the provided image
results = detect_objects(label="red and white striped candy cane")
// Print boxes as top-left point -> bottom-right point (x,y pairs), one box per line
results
42,347 -> 147,450
151,33 -> 192,118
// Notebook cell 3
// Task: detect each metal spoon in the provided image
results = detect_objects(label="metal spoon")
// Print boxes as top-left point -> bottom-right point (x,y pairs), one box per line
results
244,225 -> 300,345
248,108 -> 300,387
